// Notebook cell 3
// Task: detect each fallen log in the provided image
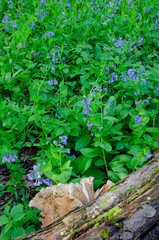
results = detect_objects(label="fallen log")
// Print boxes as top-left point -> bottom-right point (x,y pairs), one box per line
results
20,153 -> 159,240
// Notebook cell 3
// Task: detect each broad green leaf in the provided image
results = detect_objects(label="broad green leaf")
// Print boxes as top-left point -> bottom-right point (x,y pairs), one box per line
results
104,116 -> 119,122
75,136 -> 91,151
25,226 -> 36,234
116,142 -> 124,150
110,154 -> 132,168
146,127 -> 159,133
108,171 -> 120,183
95,142 -> 112,152
11,226 -> 26,239
58,108 -> 71,119
50,168 -> 72,183
42,160 -> 52,174
103,96 -> 116,116
73,156 -> 92,174
55,127 -> 65,136
13,212 -> 26,222
80,148 -> 101,158
0,215 -> 9,226
10,204 -> 23,218
111,166 -> 128,175
76,58 -> 83,64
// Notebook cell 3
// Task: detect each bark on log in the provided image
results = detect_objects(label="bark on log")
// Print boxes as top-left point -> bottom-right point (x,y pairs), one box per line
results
20,153 -> 159,240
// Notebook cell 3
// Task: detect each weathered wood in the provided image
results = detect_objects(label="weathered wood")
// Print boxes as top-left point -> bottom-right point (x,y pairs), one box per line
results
20,154 -> 159,240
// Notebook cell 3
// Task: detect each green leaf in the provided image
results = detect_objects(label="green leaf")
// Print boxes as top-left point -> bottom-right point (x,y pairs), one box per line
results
10,204 -> 23,218
104,116 -> 119,122
95,142 -> 112,152
25,226 -> 36,234
146,127 -> 159,133
80,148 -> 101,158
58,108 -> 71,119
73,156 -> 92,174
103,96 -> 116,116
108,171 -> 120,183
110,155 -> 132,168
13,212 -> 26,222
42,160 -> 52,174
50,168 -> 72,183
76,57 -> 83,64
55,127 -> 65,136
75,136 -> 91,151
0,215 -> 10,226
11,226 -> 26,239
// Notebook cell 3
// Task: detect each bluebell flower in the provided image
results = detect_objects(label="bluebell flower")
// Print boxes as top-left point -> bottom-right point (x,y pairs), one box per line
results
43,178 -> 53,186
128,69 -> 136,79
146,152 -> 153,159
87,122 -> 93,130
55,113 -> 58,119
59,136 -> 68,145
34,179 -> 43,186
134,116 -> 142,124
138,37 -> 144,45
2,153 -> 18,163
143,100 -> 149,104
135,100 -> 142,105
157,87 -> 159,91
27,172 -> 34,181
91,132 -> 97,137
53,141 -> 58,145
48,31 -> 54,38
146,6 -> 150,13
134,92 -> 139,96
66,149 -> 70,154
81,99 -> 85,105
103,87 -> 108,92
51,66 -> 55,70
72,154 -> 76,159
83,117 -> 87,122
114,38 -> 124,47
12,24 -> 17,29
86,99 -> 91,105
22,44 -> 25,48
28,22 -> 35,30
48,80 -> 53,85
53,80 -> 58,85
33,164 -> 41,178
98,127 -> 103,131
41,0 -> 47,5
105,67 -> 110,74
3,122 -> 5,127
142,79 -> 147,83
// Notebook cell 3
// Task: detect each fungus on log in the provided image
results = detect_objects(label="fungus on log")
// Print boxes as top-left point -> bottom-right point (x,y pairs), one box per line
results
20,153 -> 159,240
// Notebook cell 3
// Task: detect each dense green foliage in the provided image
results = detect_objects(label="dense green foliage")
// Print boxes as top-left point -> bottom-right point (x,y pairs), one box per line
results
0,0 -> 159,238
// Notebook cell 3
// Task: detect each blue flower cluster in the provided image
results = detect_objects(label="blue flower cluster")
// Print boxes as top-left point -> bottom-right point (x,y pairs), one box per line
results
81,97 -> 92,116
59,135 -> 68,145
48,80 -> 58,86
109,72 -> 118,83
27,164 -> 53,186
134,116 -> 142,124
146,152 -> 153,159
2,153 -> 18,163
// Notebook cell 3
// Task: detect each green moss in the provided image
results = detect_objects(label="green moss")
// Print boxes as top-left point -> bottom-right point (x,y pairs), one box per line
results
92,206 -> 122,226
94,223 -> 100,228
109,185 -> 120,192
99,229 -> 110,238
100,196 -> 110,208
127,179 -> 155,203
154,167 -> 159,173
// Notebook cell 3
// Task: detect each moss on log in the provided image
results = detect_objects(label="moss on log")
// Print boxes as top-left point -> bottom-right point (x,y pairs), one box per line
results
20,154 -> 159,240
